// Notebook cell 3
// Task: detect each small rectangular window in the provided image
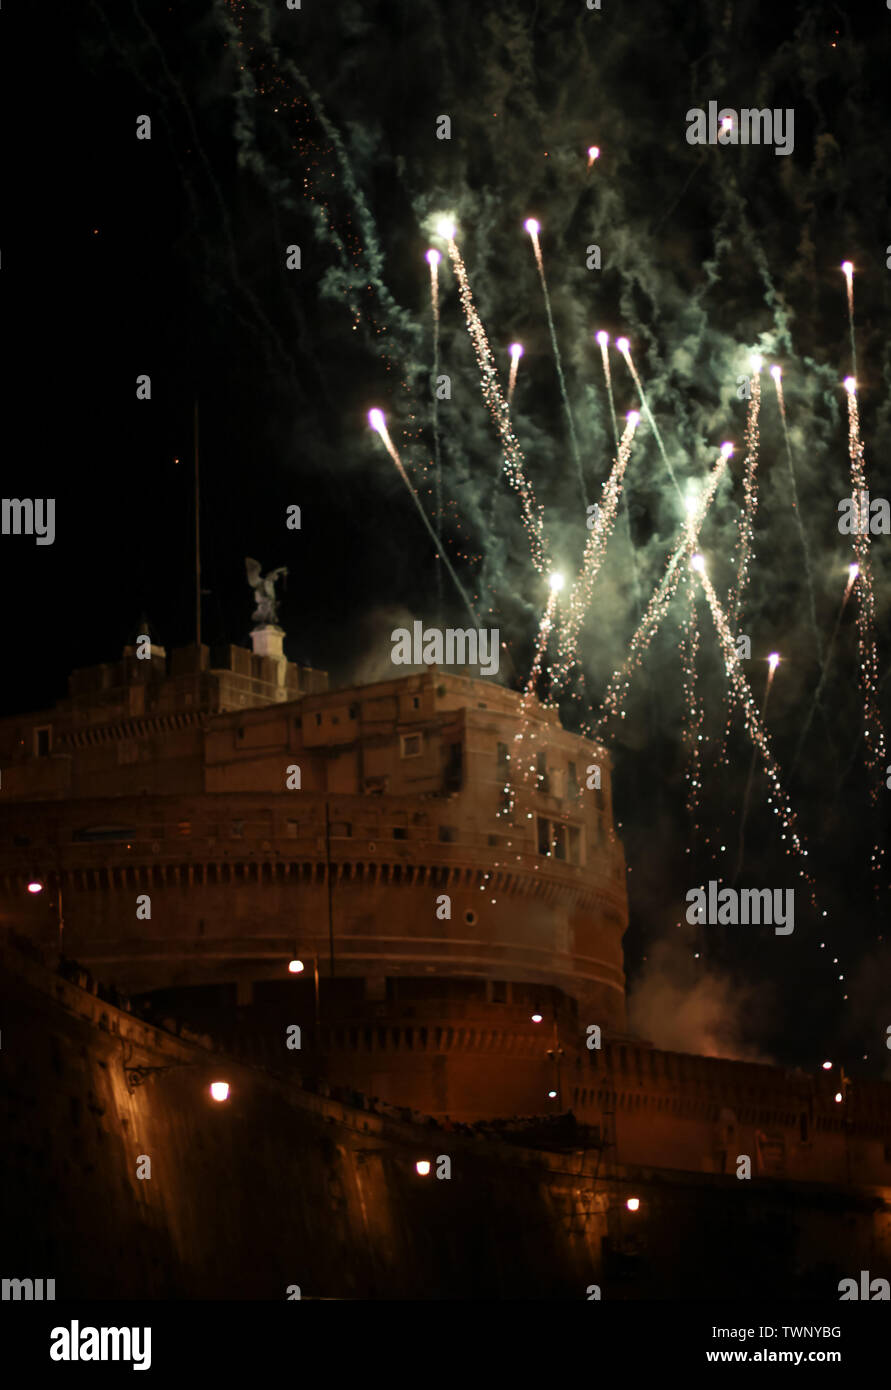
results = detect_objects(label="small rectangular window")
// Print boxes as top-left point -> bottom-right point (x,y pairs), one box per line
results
230,820 -> 244,838
438,825 -> 456,843
538,816 -> 551,856
400,733 -> 423,758
329,822 -> 352,838
536,750 -> 550,794
286,819 -> 299,838
393,826 -> 407,840
315,712 -> 323,726
497,741 -> 509,768
34,726 -> 52,757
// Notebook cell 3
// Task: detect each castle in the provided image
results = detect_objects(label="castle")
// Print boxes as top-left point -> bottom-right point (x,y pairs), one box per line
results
1,623 -> 890,1298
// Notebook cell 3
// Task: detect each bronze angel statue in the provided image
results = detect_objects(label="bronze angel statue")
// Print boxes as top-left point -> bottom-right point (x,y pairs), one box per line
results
245,557 -> 288,627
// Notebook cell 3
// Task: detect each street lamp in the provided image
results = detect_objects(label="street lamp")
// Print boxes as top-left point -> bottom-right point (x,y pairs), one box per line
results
288,950 -> 320,1040
23,876 -> 64,948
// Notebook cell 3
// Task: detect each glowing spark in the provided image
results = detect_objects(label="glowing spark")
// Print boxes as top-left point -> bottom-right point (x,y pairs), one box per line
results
768,652 -> 780,673
425,248 -> 441,267
596,332 -> 619,451
842,263 -> 856,389
587,145 -> 600,168
508,342 -> 523,403
690,553 -> 706,573
436,217 -> 456,239
549,572 -> 564,592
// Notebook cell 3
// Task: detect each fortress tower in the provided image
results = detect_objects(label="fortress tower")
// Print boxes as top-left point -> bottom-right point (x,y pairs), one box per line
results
0,635 -> 629,1119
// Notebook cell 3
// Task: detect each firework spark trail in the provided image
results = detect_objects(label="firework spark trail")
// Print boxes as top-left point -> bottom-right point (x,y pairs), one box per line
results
369,410 -> 479,627
696,566 -> 826,921
728,363 -> 762,626
445,231 -> 548,573
525,220 -> 587,509
679,569 -> 705,836
844,379 -> 887,880
771,366 -> 823,667
734,653 -> 780,883
791,565 -> 858,776
616,338 -> 684,505
598,332 -> 643,623
427,250 -> 444,613
507,343 -> 523,405
715,363 -> 761,764
596,333 -> 620,452
522,587 -> 560,711
553,411 -> 640,688
256,18 -> 415,338
842,262 -> 857,380
590,447 -> 730,737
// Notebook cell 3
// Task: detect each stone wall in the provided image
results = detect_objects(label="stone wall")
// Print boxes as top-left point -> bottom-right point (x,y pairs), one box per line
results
2,938 -> 890,1300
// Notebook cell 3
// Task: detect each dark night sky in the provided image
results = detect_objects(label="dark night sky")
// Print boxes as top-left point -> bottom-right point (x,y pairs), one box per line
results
4,0 -> 889,1068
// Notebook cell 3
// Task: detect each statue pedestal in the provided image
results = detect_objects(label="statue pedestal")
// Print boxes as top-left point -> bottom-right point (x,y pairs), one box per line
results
250,625 -> 285,660
250,625 -> 288,695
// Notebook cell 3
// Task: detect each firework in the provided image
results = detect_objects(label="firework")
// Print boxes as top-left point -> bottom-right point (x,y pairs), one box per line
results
615,337 -> 683,503
427,248 -> 444,608
596,331 -> 619,451
734,653 -> 781,882
591,446 -> 730,735
524,217 -> 586,507
443,226 -> 548,573
596,331 -> 643,623
695,565 -> 830,920
587,145 -> 600,169
368,409 -> 478,625
843,378 -> 888,880
728,359 -> 762,626
842,261 -> 856,380
715,362 -> 762,765
523,583 -> 561,707
553,410 -> 640,687
679,567 -> 705,837
508,342 -> 524,404
770,365 -> 823,668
